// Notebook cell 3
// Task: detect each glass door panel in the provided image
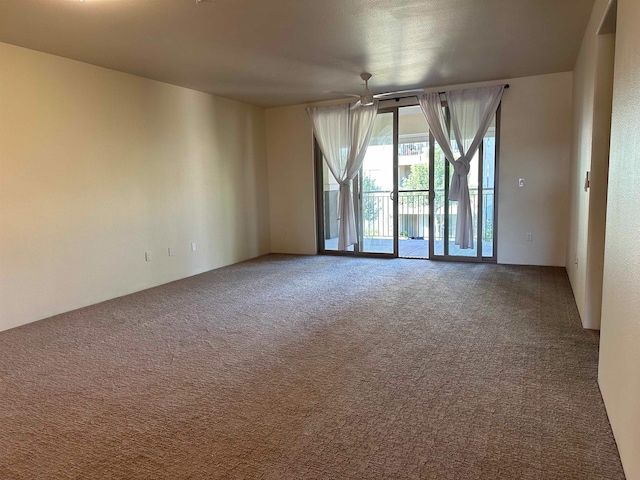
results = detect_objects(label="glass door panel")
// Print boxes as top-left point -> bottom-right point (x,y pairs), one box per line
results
447,148 -> 479,258
398,105 -> 430,259
320,157 -> 353,251
432,112 -> 497,261
482,116 -> 497,259
433,141 -> 446,256
360,111 -> 395,254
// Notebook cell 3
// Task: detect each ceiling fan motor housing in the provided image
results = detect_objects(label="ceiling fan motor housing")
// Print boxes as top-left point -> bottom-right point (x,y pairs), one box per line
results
360,72 -> 374,105
360,93 -> 375,106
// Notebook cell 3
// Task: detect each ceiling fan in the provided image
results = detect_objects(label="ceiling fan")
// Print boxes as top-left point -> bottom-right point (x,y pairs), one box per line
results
341,73 -> 425,106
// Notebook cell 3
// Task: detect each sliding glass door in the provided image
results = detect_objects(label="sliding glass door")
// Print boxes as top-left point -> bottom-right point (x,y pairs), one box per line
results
359,111 -> 396,254
398,105 -> 431,259
432,113 -> 498,261
315,108 -> 397,256
315,102 -> 499,262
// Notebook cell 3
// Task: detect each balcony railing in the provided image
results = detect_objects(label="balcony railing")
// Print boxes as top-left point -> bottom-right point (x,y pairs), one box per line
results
361,188 -> 494,242
398,143 -> 425,156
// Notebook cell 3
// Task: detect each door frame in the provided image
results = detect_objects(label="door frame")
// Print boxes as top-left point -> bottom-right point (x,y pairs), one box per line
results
357,106 -> 399,258
313,107 -> 399,258
314,101 -> 500,263
429,104 -> 500,264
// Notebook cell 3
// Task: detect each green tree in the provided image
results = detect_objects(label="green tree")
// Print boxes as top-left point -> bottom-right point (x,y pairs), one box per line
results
401,147 -> 447,193
400,145 -> 448,238
401,146 -> 446,205
362,173 -> 381,227
401,163 -> 429,191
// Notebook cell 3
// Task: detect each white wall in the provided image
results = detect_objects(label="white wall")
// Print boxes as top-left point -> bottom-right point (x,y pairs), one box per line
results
497,73 -> 572,266
265,72 -> 573,266
0,42 -> 271,331
598,0 -> 640,477
266,106 -> 316,254
566,0 -> 615,329
584,32 -> 615,330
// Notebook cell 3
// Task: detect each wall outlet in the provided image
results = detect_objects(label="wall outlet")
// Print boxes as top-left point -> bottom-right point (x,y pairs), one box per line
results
519,178 -> 525,188
145,251 -> 152,262
191,242 -> 197,252
526,232 -> 532,242
168,247 -> 174,257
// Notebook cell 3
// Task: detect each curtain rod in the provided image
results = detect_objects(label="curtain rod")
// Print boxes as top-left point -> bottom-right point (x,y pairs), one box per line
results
383,84 -> 509,103
438,83 -> 509,95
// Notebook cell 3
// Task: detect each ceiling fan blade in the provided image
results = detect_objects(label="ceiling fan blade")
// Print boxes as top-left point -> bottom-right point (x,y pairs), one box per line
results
374,89 -> 424,98
325,90 -> 362,98
327,72 -> 424,104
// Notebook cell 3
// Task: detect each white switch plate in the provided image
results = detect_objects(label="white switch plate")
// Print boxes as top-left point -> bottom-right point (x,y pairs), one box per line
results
584,171 -> 590,192
519,178 -> 525,187
526,232 -> 532,242
168,247 -> 174,257
191,242 -> 197,252
145,251 -> 152,262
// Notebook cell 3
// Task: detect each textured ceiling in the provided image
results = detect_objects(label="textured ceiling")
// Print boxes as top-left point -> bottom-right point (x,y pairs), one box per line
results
0,0 -> 594,108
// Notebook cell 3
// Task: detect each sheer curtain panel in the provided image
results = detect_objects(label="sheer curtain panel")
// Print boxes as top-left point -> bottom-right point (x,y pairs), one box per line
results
306,101 -> 378,250
419,85 -> 504,249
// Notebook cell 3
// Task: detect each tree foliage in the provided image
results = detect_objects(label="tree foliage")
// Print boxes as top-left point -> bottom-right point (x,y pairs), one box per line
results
362,173 -> 381,225
401,163 -> 429,191
399,145 -> 448,213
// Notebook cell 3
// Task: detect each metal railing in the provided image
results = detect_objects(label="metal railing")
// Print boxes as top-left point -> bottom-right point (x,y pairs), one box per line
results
398,143 -> 425,156
361,188 -> 494,242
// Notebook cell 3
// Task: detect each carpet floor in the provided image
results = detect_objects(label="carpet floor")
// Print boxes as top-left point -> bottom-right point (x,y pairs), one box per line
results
0,254 -> 625,479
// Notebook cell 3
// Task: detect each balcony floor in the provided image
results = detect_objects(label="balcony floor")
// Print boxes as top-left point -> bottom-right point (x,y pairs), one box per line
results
323,238 -> 494,259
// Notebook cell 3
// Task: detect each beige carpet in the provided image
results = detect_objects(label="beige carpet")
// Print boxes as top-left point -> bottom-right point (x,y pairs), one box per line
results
0,254 -> 625,479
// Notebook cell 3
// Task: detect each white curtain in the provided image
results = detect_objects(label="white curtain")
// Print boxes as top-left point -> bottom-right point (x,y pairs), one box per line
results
306,101 -> 378,250
419,85 -> 504,249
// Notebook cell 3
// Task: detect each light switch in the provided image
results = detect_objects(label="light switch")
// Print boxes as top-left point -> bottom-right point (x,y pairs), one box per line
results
584,171 -> 590,192
518,178 -> 525,188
